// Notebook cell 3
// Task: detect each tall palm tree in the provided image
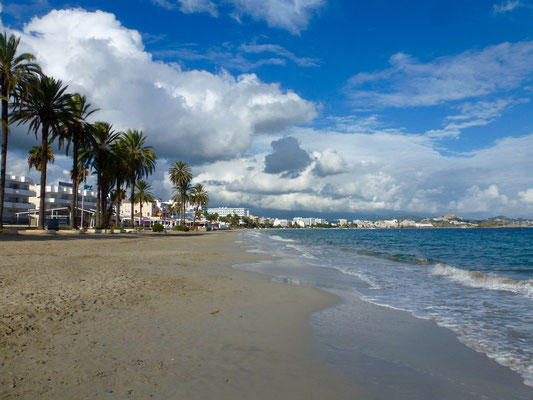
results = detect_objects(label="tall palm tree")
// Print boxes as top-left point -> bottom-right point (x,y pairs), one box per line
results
57,93 -> 98,229
28,144 -> 54,171
109,139 -> 129,227
119,130 -> 157,227
0,32 -> 41,228
71,164 -> 89,187
111,187 -> 127,226
169,161 -> 192,226
80,121 -> 119,226
132,180 -> 154,227
190,183 -> 208,230
11,75 -> 73,229
172,183 -> 191,227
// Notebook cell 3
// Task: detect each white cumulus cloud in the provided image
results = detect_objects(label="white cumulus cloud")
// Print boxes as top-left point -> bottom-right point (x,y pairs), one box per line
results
5,8 -> 316,162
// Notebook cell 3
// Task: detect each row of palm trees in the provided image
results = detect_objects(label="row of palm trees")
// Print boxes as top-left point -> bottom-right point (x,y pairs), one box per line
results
168,161 -> 209,229
0,32 -> 159,229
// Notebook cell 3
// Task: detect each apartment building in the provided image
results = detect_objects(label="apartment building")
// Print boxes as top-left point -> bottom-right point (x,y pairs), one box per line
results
29,182 -> 97,212
207,207 -> 250,218
120,201 -> 159,220
2,175 -> 36,218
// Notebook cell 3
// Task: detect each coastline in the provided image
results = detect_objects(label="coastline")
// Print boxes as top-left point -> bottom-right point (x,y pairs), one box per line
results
236,230 -> 533,399
0,231 -> 354,399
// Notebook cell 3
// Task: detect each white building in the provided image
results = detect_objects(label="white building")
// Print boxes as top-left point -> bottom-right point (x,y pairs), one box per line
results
400,219 -> 417,227
29,181 -> 97,212
2,175 -> 36,218
207,207 -> 250,218
273,218 -> 289,227
293,217 -> 306,227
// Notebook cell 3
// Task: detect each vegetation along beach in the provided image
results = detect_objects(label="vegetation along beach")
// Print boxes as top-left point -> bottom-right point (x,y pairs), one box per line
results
1,1 -> 533,399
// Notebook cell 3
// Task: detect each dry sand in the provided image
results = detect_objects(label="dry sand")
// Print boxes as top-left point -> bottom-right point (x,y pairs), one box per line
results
0,231 -> 355,399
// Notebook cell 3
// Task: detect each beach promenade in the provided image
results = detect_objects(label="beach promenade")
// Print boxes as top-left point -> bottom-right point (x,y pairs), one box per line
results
0,231 -> 353,399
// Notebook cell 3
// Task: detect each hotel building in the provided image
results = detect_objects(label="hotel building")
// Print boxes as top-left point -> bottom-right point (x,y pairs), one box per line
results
2,175 -> 36,219
29,181 -> 98,212
207,207 -> 250,218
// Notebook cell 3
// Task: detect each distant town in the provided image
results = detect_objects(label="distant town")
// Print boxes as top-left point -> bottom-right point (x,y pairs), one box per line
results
4,175 -> 532,230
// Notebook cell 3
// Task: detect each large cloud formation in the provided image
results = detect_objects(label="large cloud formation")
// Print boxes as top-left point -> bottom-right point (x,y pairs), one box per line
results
193,128 -> 533,217
6,8 -> 316,162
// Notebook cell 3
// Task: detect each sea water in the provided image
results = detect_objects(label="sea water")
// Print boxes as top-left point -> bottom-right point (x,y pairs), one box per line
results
240,228 -> 533,387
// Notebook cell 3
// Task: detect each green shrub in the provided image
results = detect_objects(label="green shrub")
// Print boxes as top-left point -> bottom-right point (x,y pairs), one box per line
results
173,225 -> 190,232
93,225 -> 105,229
152,223 -> 164,232
111,225 -> 122,230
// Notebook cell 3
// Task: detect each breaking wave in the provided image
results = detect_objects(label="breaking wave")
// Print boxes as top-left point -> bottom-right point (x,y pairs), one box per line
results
430,264 -> 533,298
268,235 -> 296,243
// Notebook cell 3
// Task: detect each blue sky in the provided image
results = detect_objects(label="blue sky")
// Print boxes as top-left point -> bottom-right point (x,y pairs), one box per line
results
2,0 -> 533,218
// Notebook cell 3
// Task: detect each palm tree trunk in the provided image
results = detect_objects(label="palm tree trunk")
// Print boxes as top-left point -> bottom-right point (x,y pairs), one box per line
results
181,191 -> 185,226
139,201 -> 143,229
38,125 -> 49,230
101,189 -> 105,227
70,132 -> 79,229
96,179 -> 101,226
115,180 -> 121,227
101,184 -> 109,227
130,181 -> 135,227
0,92 -> 8,229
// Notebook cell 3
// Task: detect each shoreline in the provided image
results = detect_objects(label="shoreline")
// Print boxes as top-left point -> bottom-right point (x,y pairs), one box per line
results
0,231 -> 354,399
235,231 -> 533,399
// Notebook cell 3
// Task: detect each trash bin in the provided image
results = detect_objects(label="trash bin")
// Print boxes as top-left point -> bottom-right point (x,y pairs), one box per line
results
45,219 -> 59,231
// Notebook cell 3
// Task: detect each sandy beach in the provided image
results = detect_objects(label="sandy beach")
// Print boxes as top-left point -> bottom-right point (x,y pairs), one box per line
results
0,231 -> 354,399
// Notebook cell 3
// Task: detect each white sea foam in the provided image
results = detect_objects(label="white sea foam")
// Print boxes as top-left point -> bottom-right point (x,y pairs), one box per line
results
332,267 -> 383,290
268,235 -> 296,243
430,264 -> 533,298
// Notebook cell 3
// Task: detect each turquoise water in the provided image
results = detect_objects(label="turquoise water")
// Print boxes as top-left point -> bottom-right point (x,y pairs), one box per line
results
243,228 -> 533,387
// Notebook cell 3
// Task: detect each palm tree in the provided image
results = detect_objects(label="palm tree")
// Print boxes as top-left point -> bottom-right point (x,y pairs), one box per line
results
132,180 -> 154,228
71,164 -> 89,186
57,93 -> 98,229
111,187 -> 127,226
169,161 -> 192,226
27,144 -> 54,172
0,32 -> 41,228
109,139 -> 129,227
190,183 -> 208,230
80,122 -> 119,226
172,183 -> 191,227
11,75 -> 73,229
119,130 -> 157,227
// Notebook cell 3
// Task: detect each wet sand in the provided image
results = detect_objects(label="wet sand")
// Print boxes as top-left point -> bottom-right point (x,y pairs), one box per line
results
0,231 -> 354,399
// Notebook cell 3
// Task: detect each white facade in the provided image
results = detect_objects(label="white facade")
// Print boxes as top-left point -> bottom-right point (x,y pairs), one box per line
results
207,207 -> 250,218
3,175 -> 36,217
29,182 -> 97,211
273,218 -> 289,227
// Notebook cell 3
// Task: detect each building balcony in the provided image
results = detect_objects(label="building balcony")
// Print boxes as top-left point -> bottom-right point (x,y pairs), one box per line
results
4,187 -> 35,197
3,201 -> 35,210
